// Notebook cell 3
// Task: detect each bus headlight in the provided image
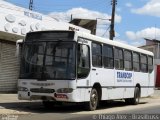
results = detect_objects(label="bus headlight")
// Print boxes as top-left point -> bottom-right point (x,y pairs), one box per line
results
18,87 -> 28,92
57,88 -> 73,93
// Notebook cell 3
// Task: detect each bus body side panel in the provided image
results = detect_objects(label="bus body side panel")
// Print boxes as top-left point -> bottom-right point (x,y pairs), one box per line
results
115,70 -> 134,99
134,72 -> 149,97
76,77 -> 92,102
148,70 -> 155,95
101,69 -> 124,100
123,87 -> 135,99
100,69 -> 115,100
106,88 -> 125,100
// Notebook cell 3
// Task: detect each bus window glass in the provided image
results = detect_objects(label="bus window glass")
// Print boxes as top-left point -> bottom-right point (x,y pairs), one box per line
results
133,52 -> 140,72
141,54 -> 148,72
77,44 -> 90,78
114,48 -> 124,69
124,50 -> 132,71
103,45 -> 114,68
20,42 -> 76,80
148,56 -> 153,73
92,43 -> 102,67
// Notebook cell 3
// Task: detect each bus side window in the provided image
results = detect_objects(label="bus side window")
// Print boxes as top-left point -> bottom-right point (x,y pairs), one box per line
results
148,56 -> 153,73
140,54 -> 148,72
92,42 -> 102,67
103,45 -> 114,68
133,52 -> 140,72
114,47 -> 124,69
124,50 -> 132,71
77,44 -> 90,78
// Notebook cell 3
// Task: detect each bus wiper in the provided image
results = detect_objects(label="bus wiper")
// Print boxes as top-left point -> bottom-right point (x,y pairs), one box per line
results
40,40 -> 62,80
52,40 -> 62,64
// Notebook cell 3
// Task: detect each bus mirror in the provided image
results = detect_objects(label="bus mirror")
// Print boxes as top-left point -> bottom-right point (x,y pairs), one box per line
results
16,39 -> 23,57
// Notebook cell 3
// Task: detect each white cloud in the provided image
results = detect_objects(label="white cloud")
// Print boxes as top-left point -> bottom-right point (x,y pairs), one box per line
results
130,41 -> 144,47
49,7 -> 121,23
49,7 -> 122,37
114,38 -> 143,47
113,38 -> 143,47
126,27 -> 160,40
114,39 -> 128,44
125,3 -> 133,7
126,31 -> 137,40
132,0 -> 160,17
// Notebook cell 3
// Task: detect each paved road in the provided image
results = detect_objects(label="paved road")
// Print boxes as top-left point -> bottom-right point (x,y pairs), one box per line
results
14,102 -> 160,120
68,105 -> 160,120
116,105 -> 160,114
0,98 -> 157,120
0,90 -> 159,120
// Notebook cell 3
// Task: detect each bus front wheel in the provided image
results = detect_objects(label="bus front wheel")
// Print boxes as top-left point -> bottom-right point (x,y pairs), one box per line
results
86,88 -> 99,111
42,100 -> 55,108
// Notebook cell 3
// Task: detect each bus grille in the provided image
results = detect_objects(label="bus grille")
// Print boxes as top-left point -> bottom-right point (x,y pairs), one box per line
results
30,88 -> 55,93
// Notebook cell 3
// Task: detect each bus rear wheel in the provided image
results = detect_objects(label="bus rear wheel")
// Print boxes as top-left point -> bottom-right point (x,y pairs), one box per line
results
86,88 -> 99,111
125,87 -> 140,105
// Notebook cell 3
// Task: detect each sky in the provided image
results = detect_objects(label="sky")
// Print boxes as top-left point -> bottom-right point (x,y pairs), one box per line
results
4,0 -> 160,47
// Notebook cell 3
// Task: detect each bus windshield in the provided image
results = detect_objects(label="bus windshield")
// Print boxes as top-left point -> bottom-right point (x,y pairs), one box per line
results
20,41 -> 76,80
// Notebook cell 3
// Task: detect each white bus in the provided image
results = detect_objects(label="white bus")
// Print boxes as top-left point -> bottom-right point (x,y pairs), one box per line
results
18,30 -> 154,111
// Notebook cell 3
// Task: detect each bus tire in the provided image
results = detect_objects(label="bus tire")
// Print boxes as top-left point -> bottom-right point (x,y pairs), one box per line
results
125,98 -> 132,104
42,101 -> 55,109
86,88 -> 99,111
130,87 -> 140,105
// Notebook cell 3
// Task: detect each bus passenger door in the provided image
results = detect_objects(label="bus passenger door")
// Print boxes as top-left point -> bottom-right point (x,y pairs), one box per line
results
76,39 -> 92,101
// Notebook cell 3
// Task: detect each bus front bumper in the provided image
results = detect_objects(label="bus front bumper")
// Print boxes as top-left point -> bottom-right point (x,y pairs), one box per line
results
18,90 -> 83,102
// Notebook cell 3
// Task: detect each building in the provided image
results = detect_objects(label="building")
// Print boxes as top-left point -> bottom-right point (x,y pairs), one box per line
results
0,1 -> 90,93
70,19 -> 97,35
139,38 -> 160,88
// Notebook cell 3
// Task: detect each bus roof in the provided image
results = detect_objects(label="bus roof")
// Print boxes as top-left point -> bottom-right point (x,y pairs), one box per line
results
25,30 -> 153,56
75,31 -> 154,56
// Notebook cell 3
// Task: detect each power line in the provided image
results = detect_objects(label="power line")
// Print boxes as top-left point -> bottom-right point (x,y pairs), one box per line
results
102,25 -> 110,37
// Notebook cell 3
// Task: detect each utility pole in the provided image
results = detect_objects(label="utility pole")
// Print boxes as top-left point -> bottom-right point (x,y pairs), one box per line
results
70,14 -> 73,21
29,0 -> 33,10
109,0 -> 117,40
